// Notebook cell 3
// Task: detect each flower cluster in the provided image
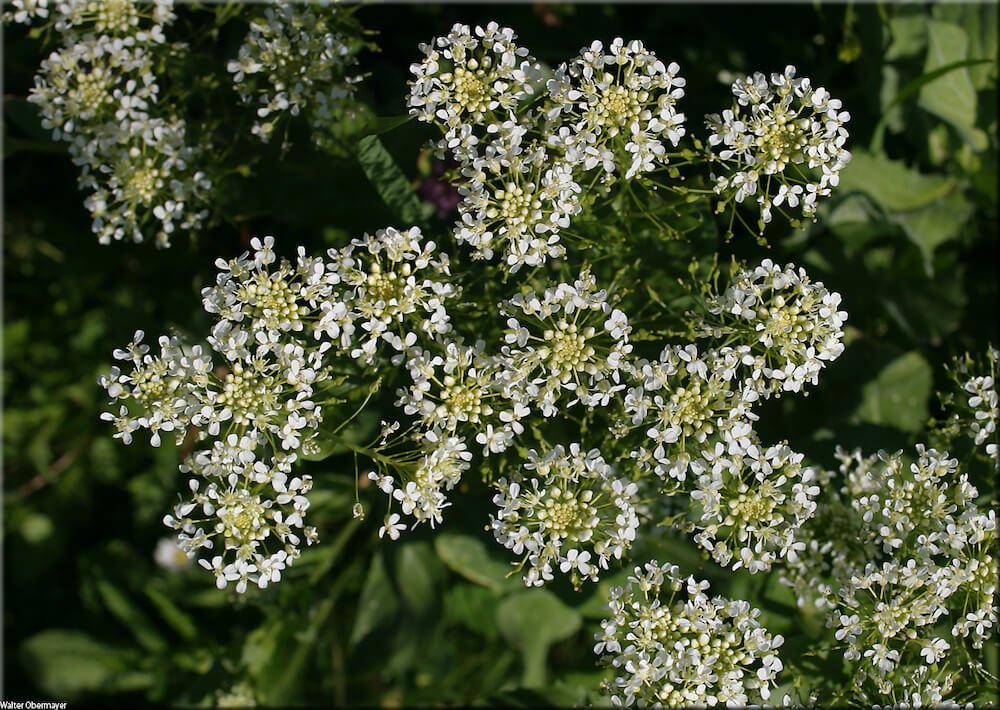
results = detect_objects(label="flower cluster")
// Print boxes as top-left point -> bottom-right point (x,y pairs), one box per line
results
24,0 -> 211,246
101,231 -> 458,589
396,341 -> 526,456
546,38 -> 686,179
454,127 -> 582,270
695,258 -> 848,396
784,446 -> 998,703
228,2 -> 366,148
499,269 -> 632,417
623,343 -> 756,483
706,65 -> 851,224
594,561 -> 784,707
491,444 -> 639,588
957,346 -> 999,464
319,226 -> 457,364
410,24 -> 690,271
368,432 -> 473,536
408,22 -> 538,140
689,436 -> 820,573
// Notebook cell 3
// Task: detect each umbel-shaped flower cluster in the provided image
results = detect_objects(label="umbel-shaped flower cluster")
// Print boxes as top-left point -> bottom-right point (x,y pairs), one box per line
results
409,23 -> 849,269
491,444 -> 639,589
594,561 -> 784,706
782,445 -> 998,704
101,230 -> 459,590
10,0 -> 368,246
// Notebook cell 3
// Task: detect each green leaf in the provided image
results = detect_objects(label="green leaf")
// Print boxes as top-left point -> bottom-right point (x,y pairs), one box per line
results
93,577 -> 167,654
885,14 -> 928,60
434,532 -> 518,593
20,630 -> 143,699
143,584 -> 198,642
349,550 -> 398,646
855,351 -> 933,433
443,583 -> 501,639
839,150 -> 957,213
356,134 -> 424,226
891,189 -> 973,274
918,21 -> 988,151
496,589 -> 581,688
932,3 -> 998,89
394,540 -> 441,615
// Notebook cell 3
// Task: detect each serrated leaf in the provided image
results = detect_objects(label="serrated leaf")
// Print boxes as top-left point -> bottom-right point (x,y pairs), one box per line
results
356,134 -> 424,226
496,589 -> 581,688
918,21 -> 988,151
349,550 -> 398,646
855,351 -> 933,433
434,532 -> 517,593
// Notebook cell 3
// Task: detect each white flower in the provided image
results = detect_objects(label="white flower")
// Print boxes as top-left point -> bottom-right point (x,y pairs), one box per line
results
228,3 -> 365,148
491,444 -> 639,589
706,65 -> 851,223
546,37 -> 685,178
379,513 -> 406,541
595,561 -> 783,706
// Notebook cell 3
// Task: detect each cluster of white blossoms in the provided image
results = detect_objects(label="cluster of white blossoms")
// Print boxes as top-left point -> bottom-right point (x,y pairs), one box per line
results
594,561 -> 784,707
695,258 -> 847,396
408,22 -> 538,139
409,24 -> 691,271
368,432 -> 473,536
958,346 -> 999,464
491,444 -> 639,589
101,231 -> 460,589
454,127 -> 582,270
690,436 -> 820,573
322,226 -> 457,364
546,38 -> 686,180
623,343 -> 757,484
706,65 -> 851,224
395,341 -> 526,456
499,269 -> 633,417
22,0 -> 211,247
228,1 -> 365,147
783,445 -> 997,703
101,323 -> 326,593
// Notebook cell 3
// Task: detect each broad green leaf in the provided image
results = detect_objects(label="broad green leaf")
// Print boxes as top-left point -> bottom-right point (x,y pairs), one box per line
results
496,589 -> 581,687
855,351 -> 933,433
394,540 -> 441,615
356,134 -> 425,226
918,21 -> 988,151
443,583 -> 501,639
839,150 -> 957,213
434,532 -> 519,593
891,189 -> 973,274
349,550 -> 398,646
932,3 -> 998,89
885,14 -> 927,60
20,629 -> 140,699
